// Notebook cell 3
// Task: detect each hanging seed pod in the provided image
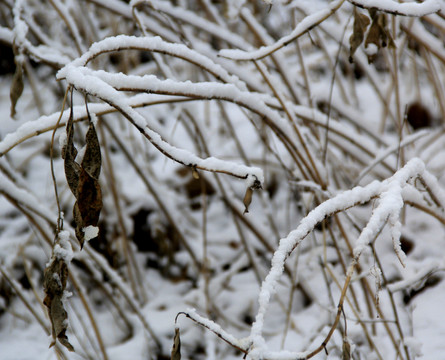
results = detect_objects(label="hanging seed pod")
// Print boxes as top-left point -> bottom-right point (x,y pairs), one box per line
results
10,46 -> 24,119
243,187 -> 253,214
192,166 -> 200,179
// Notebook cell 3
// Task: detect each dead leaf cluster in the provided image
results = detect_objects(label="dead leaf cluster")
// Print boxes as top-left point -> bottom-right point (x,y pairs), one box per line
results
349,7 -> 395,64
43,244 -> 74,352
62,102 -> 103,248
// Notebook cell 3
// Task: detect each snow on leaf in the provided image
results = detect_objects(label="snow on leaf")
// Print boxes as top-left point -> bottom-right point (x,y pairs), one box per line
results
83,225 -> 99,243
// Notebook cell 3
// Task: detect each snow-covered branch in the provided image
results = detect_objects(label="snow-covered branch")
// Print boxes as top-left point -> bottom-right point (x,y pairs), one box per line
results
57,63 -> 264,185
348,0 -> 442,17
219,0 -> 346,61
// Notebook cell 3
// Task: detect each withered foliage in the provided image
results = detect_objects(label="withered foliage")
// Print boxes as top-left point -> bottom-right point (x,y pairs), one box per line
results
365,9 -> 395,63
43,236 -> 74,352
62,100 -> 102,248
42,97 -> 103,351
349,7 -> 395,64
349,8 -> 370,63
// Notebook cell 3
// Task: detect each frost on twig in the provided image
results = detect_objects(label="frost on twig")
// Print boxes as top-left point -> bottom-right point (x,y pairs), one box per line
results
176,309 -> 250,355
61,35 -> 247,90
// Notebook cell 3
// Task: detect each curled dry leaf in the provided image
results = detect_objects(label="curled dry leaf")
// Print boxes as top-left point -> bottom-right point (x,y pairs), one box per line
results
171,328 -> 181,360
349,8 -> 370,63
43,253 -> 74,351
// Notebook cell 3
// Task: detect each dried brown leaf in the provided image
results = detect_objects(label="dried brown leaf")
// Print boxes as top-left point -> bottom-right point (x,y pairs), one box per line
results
364,13 -> 381,63
171,328 -> 181,360
10,61 -> 24,119
349,8 -> 370,63
63,107 -> 80,196
81,121 -> 101,180
364,11 -> 395,63
77,169 -> 102,226
43,258 -> 74,352
75,169 -> 102,247
73,202 -> 85,247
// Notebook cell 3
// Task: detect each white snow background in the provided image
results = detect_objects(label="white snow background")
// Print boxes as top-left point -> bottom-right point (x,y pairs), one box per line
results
1,0 -> 445,359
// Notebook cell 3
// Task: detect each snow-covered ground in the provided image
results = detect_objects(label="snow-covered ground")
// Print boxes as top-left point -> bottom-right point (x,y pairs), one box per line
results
1,1 -> 445,359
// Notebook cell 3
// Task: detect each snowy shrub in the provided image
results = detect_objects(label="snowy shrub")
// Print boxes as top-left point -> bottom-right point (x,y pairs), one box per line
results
1,0 -> 445,359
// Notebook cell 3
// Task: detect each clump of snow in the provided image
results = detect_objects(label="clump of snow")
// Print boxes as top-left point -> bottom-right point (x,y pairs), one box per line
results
76,145 -> 86,164
90,112 -> 99,126
12,0 -> 28,50
365,43 -> 378,57
58,131 -> 67,151
83,225 -> 99,242
54,230 -> 73,263
404,336 -> 423,357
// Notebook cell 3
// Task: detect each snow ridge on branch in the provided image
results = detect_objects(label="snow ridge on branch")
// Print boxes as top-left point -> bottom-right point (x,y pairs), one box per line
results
57,37 -> 265,186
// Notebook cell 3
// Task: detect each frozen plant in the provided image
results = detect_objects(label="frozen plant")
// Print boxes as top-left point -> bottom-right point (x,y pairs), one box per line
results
0,1 -> 445,360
